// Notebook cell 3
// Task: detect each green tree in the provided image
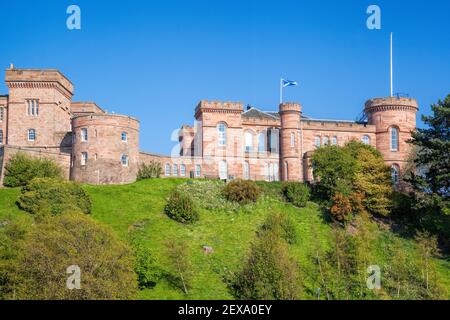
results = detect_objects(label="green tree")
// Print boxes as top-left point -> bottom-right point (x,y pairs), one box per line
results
165,239 -> 193,294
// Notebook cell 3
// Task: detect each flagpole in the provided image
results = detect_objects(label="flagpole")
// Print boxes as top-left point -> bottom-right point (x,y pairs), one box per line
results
280,78 -> 283,104
390,32 -> 393,97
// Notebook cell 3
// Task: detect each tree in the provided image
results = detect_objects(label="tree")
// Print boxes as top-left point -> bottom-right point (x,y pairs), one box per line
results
165,239 -> 193,294
9,213 -> 137,300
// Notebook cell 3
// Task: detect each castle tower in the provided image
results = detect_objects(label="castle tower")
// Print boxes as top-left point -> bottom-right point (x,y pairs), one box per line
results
5,67 -> 74,152
279,102 -> 302,181
71,114 -> 140,185
365,97 -> 418,170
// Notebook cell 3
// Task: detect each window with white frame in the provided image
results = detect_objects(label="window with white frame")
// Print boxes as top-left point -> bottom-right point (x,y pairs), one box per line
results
323,136 -> 329,145
121,132 -> 128,142
165,163 -> 171,176
81,152 -> 88,166
195,165 -> 201,178
0,129 -> 3,144
264,163 -> 269,181
244,131 -> 253,152
28,129 -> 36,141
258,133 -> 266,152
274,163 -> 279,181
180,164 -> 186,177
26,100 -> 39,116
217,123 -> 227,146
173,164 -> 178,176
0,107 -> 4,121
391,127 -> 399,151
290,132 -> 295,147
219,160 -> 228,180
81,128 -> 88,142
362,135 -> 370,145
315,136 -> 321,148
331,136 -> 338,145
121,154 -> 129,167
391,164 -> 400,185
269,163 -> 274,182
244,161 -> 250,180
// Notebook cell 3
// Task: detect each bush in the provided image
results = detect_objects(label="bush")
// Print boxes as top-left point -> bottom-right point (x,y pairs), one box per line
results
282,182 -> 310,207
164,189 -> 199,224
223,179 -> 261,205
131,237 -> 163,289
10,213 -> 137,300
3,153 -> 63,187
17,178 -> 92,217
260,212 -> 297,244
137,161 -> 162,180
330,193 -> 353,223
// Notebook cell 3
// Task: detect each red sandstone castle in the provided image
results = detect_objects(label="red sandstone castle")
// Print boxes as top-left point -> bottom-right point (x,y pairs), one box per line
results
0,66 -> 418,185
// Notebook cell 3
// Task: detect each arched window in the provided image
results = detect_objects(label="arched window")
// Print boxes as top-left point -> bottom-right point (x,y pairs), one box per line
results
121,155 -> 129,167
274,163 -> 279,181
180,164 -> 186,177
268,128 -> 279,153
362,135 -> 370,145
219,160 -> 227,180
269,163 -> 274,182
391,164 -> 400,185
121,132 -> 128,142
0,129 -> 3,144
391,127 -> 399,151
245,131 -> 253,152
81,128 -> 88,142
290,132 -> 295,147
173,164 -> 178,176
331,136 -> 338,145
264,163 -> 269,181
315,136 -> 321,148
28,129 -> 36,141
243,161 -> 250,180
217,123 -> 227,146
323,136 -> 329,145
195,165 -> 201,178
165,163 -> 171,176
285,161 -> 289,180
81,152 -> 88,166
258,133 -> 266,152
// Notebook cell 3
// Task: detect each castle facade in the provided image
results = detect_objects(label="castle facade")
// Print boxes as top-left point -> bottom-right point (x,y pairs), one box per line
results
0,66 -> 418,185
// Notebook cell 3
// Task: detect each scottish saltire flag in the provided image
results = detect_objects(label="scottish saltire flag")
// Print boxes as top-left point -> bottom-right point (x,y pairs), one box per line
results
282,79 -> 298,87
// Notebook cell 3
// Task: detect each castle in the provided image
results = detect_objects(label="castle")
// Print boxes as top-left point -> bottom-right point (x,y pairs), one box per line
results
0,66 -> 418,186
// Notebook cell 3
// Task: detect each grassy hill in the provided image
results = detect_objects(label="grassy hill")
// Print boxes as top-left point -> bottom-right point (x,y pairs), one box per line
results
1,178 -> 449,299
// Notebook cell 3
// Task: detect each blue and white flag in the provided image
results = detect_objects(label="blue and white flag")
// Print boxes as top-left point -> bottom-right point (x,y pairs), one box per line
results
282,79 -> 298,88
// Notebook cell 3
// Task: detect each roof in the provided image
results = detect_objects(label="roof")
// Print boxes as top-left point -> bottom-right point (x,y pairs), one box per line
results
242,107 -> 280,120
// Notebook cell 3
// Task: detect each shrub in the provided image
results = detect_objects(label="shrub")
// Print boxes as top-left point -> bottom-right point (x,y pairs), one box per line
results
330,193 -> 353,223
165,239 -> 193,294
17,178 -> 92,216
223,179 -> 261,205
11,213 -> 137,300
3,153 -> 63,187
131,237 -> 163,289
282,182 -> 310,207
137,161 -> 162,180
260,212 -> 297,244
164,189 -> 199,224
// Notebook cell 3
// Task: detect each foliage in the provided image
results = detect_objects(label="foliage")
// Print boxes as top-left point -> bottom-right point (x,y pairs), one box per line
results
282,182 -> 310,207
137,161 -> 162,180
165,239 -> 193,294
230,228 -> 301,300
255,181 -> 284,200
17,178 -> 92,217
164,189 -> 199,224
6,213 -> 137,300
330,193 -> 353,223
259,212 -> 297,244
3,153 -> 63,187
223,179 -> 261,205
130,235 -> 163,289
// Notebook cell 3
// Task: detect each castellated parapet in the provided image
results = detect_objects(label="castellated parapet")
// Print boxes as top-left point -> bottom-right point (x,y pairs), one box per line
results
71,114 -> 140,185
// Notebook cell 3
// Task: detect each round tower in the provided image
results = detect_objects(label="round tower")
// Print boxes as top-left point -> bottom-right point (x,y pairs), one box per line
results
279,102 -> 302,181
71,114 -> 140,185
365,96 -> 418,169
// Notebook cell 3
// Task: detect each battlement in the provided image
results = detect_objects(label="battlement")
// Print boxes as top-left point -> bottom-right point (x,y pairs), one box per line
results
195,100 -> 243,115
5,68 -> 74,97
279,102 -> 302,114
365,97 -> 418,113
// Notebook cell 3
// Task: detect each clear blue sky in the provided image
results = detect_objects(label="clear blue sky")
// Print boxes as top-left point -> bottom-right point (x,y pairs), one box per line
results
0,0 -> 449,154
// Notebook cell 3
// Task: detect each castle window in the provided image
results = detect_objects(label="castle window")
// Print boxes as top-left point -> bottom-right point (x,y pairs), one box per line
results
245,131 -> 253,152
258,133 -> 266,152
81,128 -> 88,142
274,163 -> 279,181
219,160 -> 228,180
290,132 -> 295,148
244,161 -> 250,180
331,136 -> 338,145
268,129 -> 279,153
323,136 -> 329,145
173,164 -> 178,176
165,163 -> 171,176
81,152 -> 88,166
121,132 -> 128,142
391,164 -> 400,185
0,129 -> 3,144
26,100 -> 39,116
121,155 -> 129,167
264,163 -> 269,181
217,123 -> 227,146
362,135 -> 370,145
28,129 -> 36,141
285,161 -> 289,180
315,136 -> 321,148
269,163 -> 274,182
195,165 -> 201,178
180,164 -> 186,177
391,127 -> 399,151
0,107 -> 4,121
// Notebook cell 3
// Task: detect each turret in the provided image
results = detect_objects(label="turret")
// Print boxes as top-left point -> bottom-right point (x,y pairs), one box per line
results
279,102 -> 302,181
